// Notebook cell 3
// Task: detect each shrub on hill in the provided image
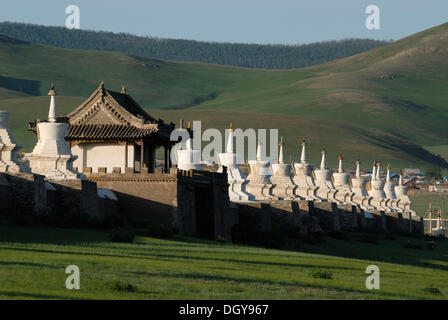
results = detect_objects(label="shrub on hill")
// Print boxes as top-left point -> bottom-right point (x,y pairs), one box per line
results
106,280 -> 138,293
424,285 -> 443,296
311,271 -> 333,280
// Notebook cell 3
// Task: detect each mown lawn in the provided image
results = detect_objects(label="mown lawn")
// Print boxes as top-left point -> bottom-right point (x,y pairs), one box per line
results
0,223 -> 447,300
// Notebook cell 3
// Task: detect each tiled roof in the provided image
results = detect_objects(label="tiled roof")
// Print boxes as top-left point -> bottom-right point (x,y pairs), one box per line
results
66,124 -> 157,140
106,90 -> 156,124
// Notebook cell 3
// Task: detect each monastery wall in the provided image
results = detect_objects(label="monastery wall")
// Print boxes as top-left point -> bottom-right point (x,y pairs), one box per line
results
234,199 -> 424,238
0,172 -> 116,218
85,171 -> 179,227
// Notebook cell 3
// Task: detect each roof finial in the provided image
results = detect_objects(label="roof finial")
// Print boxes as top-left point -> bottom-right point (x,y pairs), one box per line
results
121,85 -> 127,94
229,122 -> 233,130
187,121 -> 191,129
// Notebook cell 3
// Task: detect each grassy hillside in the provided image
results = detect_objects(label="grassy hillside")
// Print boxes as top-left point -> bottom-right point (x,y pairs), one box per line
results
0,23 -> 447,170
0,22 -> 389,70
0,224 -> 447,299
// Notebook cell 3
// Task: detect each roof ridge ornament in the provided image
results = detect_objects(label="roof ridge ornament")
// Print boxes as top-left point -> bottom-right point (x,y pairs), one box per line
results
121,85 -> 127,94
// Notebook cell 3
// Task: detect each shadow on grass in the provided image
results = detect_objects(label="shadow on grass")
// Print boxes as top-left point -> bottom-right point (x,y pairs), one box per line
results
0,291 -> 79,299
0,261 -> 61,269
127,270 -> 404,299
1,224 -> 447,273
0,245 -> 360,272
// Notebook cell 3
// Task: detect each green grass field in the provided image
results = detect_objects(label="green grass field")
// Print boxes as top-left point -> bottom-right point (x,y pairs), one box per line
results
0,224 -> 447,299
1,23 -> 448,170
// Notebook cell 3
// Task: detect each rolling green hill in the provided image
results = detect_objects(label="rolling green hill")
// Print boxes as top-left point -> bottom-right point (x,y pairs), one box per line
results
0,22 -> 447,171
0,22 -> 389,70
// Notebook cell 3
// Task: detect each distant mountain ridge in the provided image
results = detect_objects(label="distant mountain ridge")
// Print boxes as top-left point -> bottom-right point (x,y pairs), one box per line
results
0,21 -> 389,69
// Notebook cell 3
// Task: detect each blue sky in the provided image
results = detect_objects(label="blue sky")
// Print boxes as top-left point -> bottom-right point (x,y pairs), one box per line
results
1,0 -> 447,44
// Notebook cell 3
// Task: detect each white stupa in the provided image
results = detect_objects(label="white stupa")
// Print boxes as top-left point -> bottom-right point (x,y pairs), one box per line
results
25,82 -> 82,180
333,155 -> 355,204
0,110 -> 30,173
395,173 -> 413,213
270,137 -> 295,199
176,122 -> 201,171
368,161 -> 387,211
245,139 -> 273,200
293,139 -> 319,200
217,123 -> 250,202
383,164 -> 399,211
313,148 -> 340,203
351,160 -> 374,210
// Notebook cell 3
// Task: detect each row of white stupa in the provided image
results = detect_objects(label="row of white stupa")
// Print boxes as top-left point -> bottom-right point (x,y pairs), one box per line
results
177,125 -> 414,214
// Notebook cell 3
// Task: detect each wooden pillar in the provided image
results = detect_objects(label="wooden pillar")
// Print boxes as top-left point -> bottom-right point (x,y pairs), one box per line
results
164,145 -> 169,173
140,139 -> 144,172
124,140 -> 128,169
150,144 -> 156,173
168,145 -> 173,169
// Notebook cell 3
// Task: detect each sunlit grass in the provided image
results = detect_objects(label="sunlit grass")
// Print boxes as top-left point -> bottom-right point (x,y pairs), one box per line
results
0,224 -> 447,299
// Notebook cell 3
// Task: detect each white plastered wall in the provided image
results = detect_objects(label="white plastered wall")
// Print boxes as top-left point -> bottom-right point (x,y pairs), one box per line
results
71,142 -> 135,173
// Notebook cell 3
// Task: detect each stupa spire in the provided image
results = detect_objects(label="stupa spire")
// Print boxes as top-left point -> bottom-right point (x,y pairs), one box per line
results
338,155 -> 344,173
226,122 -> 233,153
371,160 -> 377,181
376,161 -> 381,180
300,139 -> 307,163
256,139 -> 263,161
48,81 -> 57,123
279,137 -> 284,164
386,163 -> 391,182
355,160 -> 361,178
320,148 -> 327,170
